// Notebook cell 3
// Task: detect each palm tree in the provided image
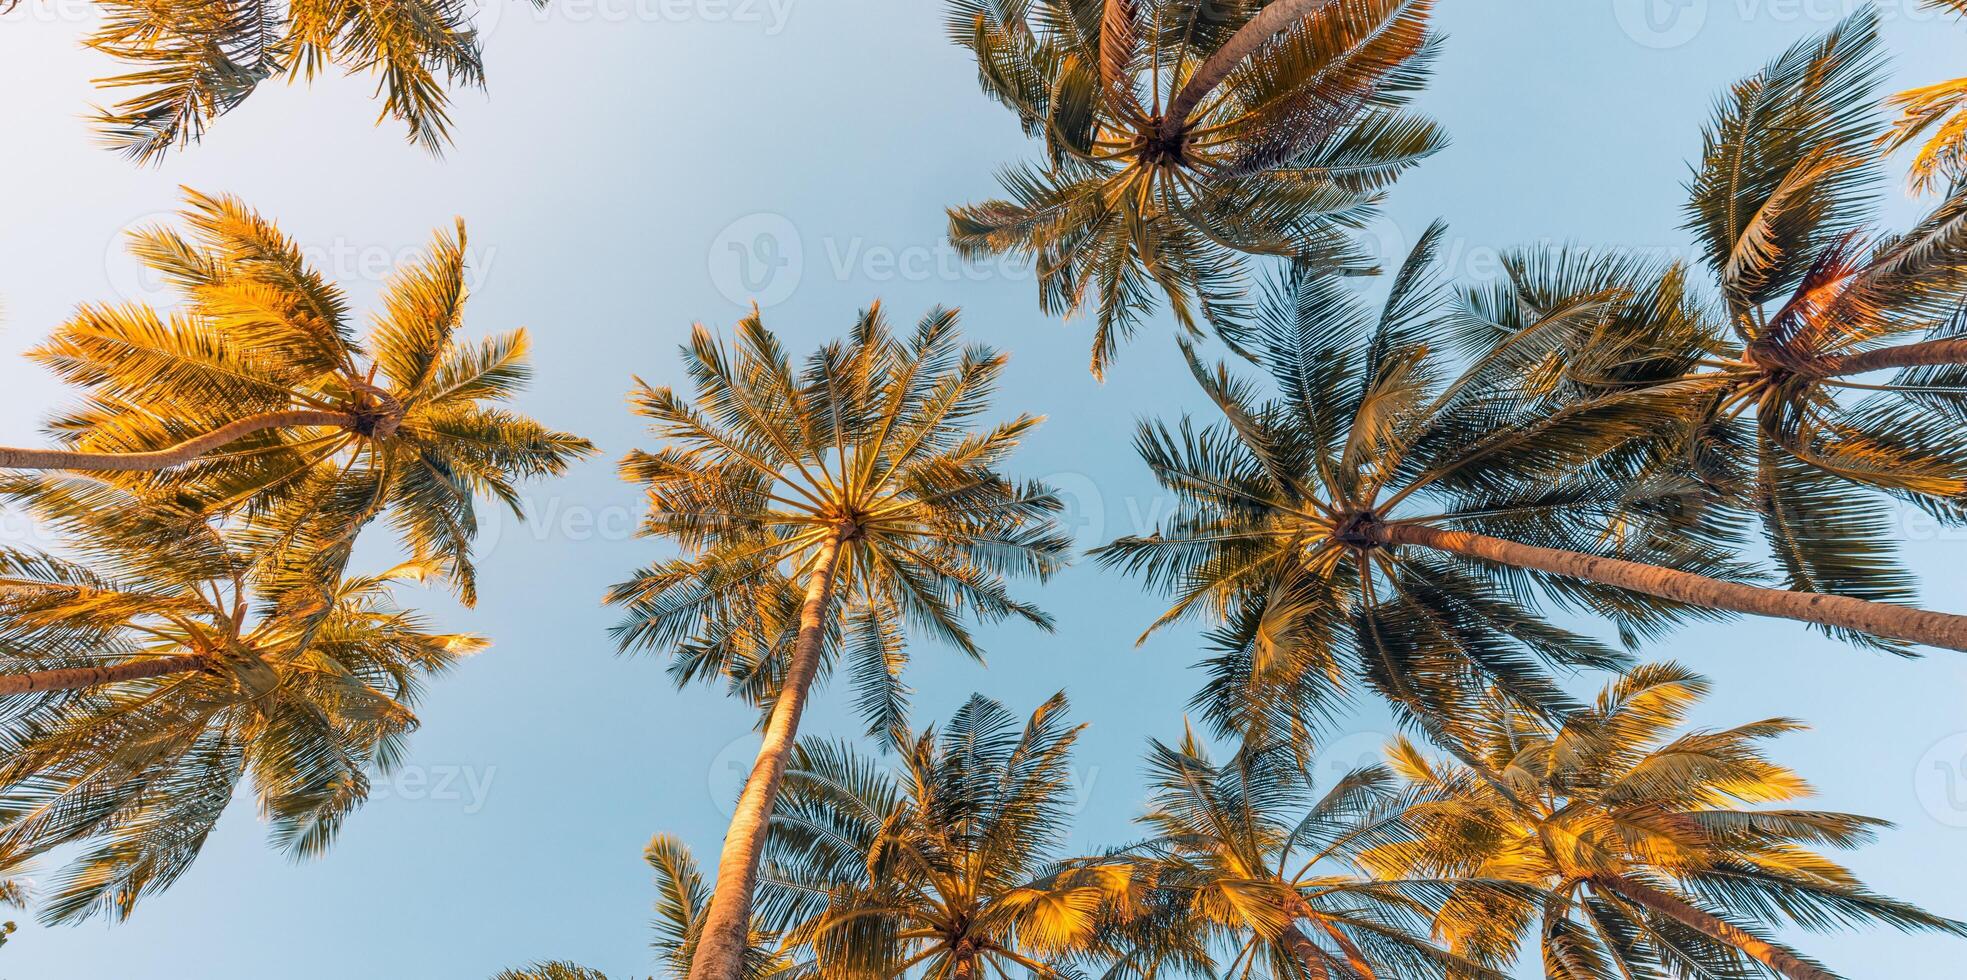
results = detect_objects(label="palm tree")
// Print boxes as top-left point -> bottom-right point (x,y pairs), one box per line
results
495,835 -> 802,980
1122,732 -> 1504,979
0,190 -> 593,604
1093,228 -> 1967,755
0,481 -> 484,922
1502,12 -> 1967,649
69,0 -> 544,163
945,0 -> 1444,377
1887,1 -> 1967,193
1372,663 -> 1967,979
760,693 -> 1132,980
608,305 -> 1071,980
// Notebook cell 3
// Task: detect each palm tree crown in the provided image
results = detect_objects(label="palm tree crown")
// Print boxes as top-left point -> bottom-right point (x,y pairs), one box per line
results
609,303 -> 1070,742
1122,732 -> 1495,980
1373,663 -> 1967,979
761,693 -> 1129,980
79,0 -> 542,162
1,190 -> 593,604
946,0 -> 1444,377
0,481 -> 483,923
1513,11 -> 1967,648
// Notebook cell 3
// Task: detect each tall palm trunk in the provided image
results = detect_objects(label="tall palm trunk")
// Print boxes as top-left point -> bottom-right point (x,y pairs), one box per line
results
1591,874 -> 1834,980
1161,0 -> 1338,137
1813,337 -> 1967,376
0,409 -> 350,472
0,655 -> 208,695
1377,523 -> 1967,652
689,534 -> 847,980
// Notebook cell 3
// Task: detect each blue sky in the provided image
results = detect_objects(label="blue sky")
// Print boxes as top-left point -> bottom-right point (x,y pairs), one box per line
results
2,1 -> 1967,976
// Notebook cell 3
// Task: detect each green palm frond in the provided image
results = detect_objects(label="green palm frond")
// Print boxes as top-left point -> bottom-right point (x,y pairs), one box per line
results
1376,664 -> 1967,977
82,0 -> 533,162
761,693 -> 1113,978
8,191 -> 593,605
0,486 -> 481,923
609,303 -> 1068,733
945,0 -> 1445,377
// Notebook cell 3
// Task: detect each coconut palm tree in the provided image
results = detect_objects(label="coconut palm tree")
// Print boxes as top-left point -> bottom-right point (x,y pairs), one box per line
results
1371,663 -> 1967,979
1494,12 -> 1967,649
67,0 -> 544,163
1119,730 -> 1501,980
1093,227 -> 1967,755
608,306 -> 1071,980
0,480 -> 484,922
759,692 -> 1133,980
495,835 -> 803,980
945,0 -> 1444,377
0,190 -> 593,604
1887,1 -> 1967,193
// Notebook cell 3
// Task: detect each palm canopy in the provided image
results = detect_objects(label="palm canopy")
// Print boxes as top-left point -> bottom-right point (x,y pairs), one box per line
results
758,692 -> 1133,980
946,0 -> 1444,377
0,480 -> 482,923
1370,663 -> 1967,979
77,0 -> 543,163
1118,731 -> 1500,980
1,190 -> 592,605
607,303 -> 1070,743
1092,225 -> 1740,749
1502,11 -> 1967,645
1887,1 -> 1967,193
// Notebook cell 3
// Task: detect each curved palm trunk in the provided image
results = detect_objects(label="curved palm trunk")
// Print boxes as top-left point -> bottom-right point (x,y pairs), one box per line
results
1162,0 -> 1339,137
689,535 -> 847,980
1812,337 -> 1967,377
0,409 -> 350,472
1281,924 -> 1334,978
1377,523 -> 1967,652
0,655 -> 208,696
1591,874 -> 1834,980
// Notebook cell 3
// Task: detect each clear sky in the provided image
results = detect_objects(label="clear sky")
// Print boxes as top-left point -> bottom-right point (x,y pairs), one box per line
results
2,1 -> 1966,977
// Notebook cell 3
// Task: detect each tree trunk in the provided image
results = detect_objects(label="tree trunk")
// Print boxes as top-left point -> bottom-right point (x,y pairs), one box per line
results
0,409 -> 350,472
0,655 -> 208,696
1280,923 -> 1334,979
1591,874 -> 1835,980
1378,523 -> 1967,653
688,535 -> 847,980
1811,337 -> 1967,377
1163,0 -> 1339,137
